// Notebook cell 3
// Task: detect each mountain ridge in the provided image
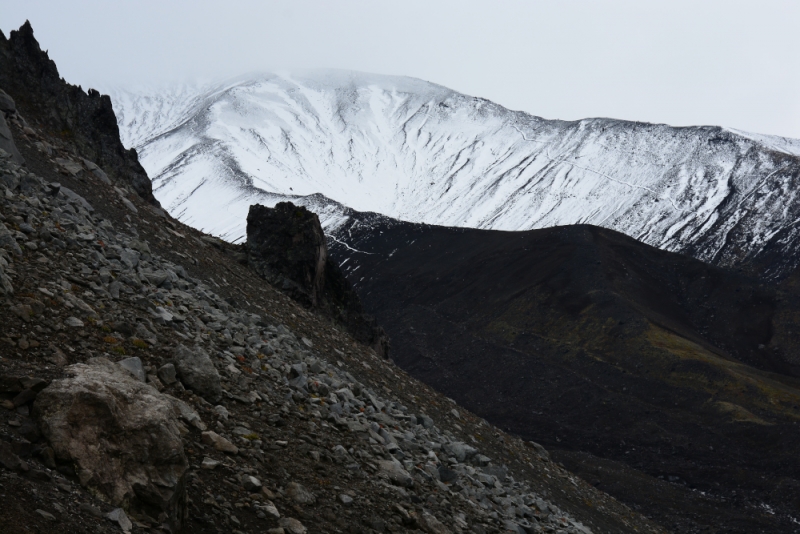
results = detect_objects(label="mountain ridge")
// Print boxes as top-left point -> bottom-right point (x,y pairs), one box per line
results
111,70 -> 800,280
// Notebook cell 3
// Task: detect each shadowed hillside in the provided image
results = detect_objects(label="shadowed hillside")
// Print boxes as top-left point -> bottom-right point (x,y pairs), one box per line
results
330,214 -> 800,533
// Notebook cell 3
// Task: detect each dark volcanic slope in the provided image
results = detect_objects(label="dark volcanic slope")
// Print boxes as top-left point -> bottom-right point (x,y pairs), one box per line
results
329,214 -> 800,534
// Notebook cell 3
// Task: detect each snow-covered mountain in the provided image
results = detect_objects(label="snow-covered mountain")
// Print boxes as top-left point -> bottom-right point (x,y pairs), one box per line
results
110,70 -> 800,279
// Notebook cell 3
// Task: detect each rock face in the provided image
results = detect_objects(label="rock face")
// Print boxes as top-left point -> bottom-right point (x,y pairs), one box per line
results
247,202 -> 389,357
33,358 -> 188,532
0,22 -> 157,203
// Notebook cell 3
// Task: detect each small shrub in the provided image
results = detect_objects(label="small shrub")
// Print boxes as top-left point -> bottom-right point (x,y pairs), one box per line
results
242,433 -> 260,441
132,339 -> 148,349
103,336 -> 118,344
111,346 -> 126,356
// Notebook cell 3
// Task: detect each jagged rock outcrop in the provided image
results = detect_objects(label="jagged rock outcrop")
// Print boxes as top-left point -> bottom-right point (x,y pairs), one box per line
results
0,21 -> 156,203
246,202 -> 328,308
34,358 -> 188,532
247,202 -> 389,357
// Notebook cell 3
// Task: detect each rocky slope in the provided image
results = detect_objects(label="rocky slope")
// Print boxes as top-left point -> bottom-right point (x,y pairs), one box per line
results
0,23 -> 664,534
328,210 -> 800,533
111,71 -> 800,280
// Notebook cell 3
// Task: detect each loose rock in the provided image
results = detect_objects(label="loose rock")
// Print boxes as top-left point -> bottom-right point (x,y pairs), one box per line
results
201,430 -> 239,454
106,508 -> 133,532
64,317 -> 84,328
278,517 -> 307,534
35,509 -> 56,521
157,363 -> 177,384
286,481 -> 316,504
200,457 -> 220,470
378,459 -> 414,487
242,474 -> 262,492
173,344 -> 222,402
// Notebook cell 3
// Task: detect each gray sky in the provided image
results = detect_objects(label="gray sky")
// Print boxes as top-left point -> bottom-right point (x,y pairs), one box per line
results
3,1 -> 800,138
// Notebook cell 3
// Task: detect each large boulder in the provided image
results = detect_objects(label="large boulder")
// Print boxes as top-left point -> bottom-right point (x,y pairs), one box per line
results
173,344 -> 222,402
247,202 -> 390,357
33,358 -> 188,531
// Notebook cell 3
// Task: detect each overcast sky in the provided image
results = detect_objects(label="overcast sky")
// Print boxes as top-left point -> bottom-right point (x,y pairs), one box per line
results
3,1 -> 800,138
